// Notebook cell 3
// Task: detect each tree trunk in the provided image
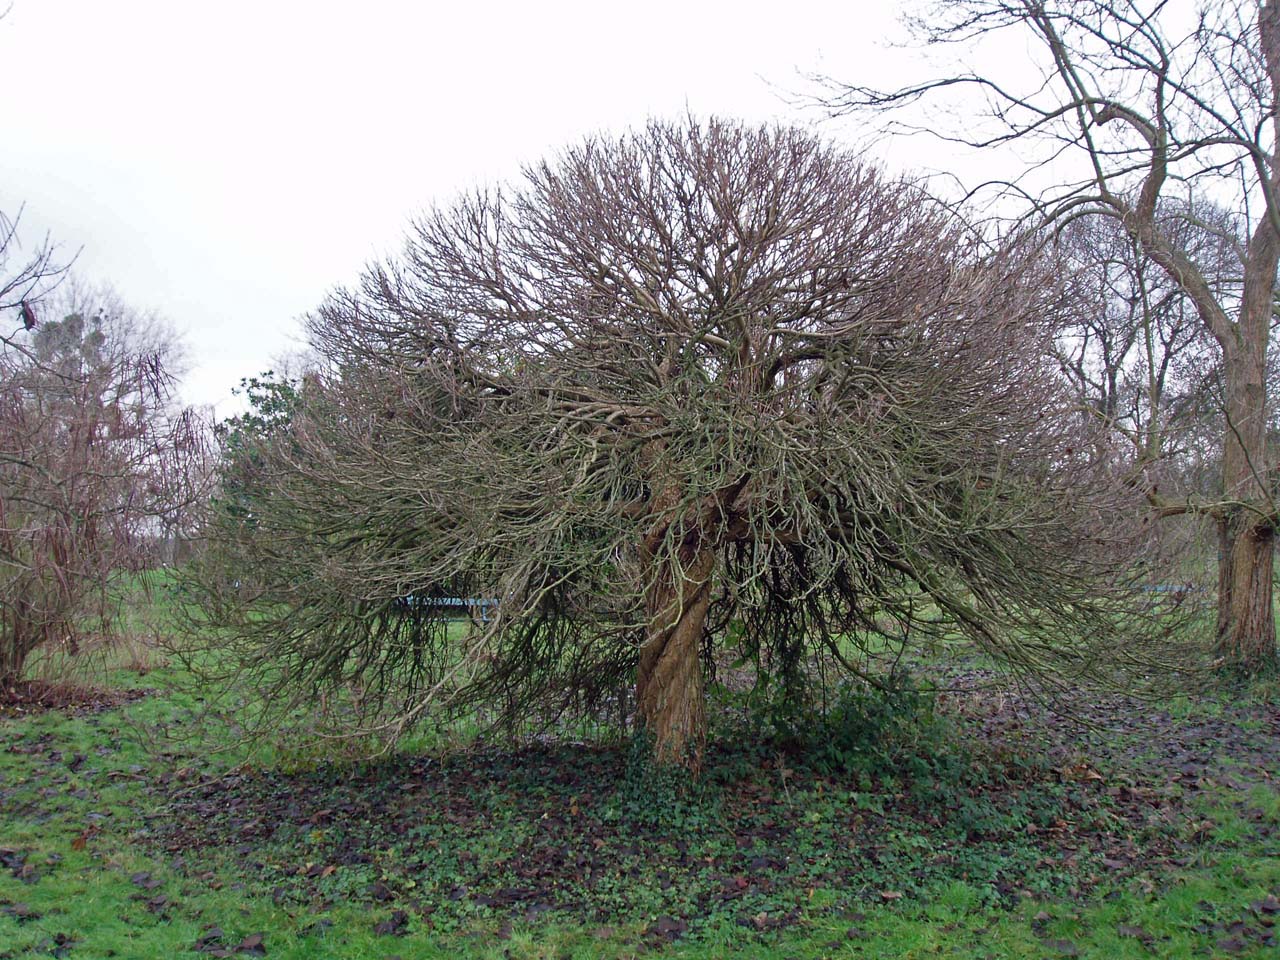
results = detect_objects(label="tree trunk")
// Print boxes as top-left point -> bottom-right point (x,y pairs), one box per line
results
635,549 -> 714,769
0,614 -> 31,688
1215,510 -> 1277,672
1214,337 -> 1277,674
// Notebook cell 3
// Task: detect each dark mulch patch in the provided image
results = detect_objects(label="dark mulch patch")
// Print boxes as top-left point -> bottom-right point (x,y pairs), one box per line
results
0,679 -> 149,718
938,667 -> 1280,791
119,665 -> 1279,941
143,710 -> 1200,938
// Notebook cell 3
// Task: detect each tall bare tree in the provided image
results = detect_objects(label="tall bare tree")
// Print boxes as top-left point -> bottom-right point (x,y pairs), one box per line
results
816,0 -> 1280,673
197,119 -> 1170,767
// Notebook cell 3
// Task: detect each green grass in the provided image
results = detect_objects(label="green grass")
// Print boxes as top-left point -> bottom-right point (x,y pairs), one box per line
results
2,645 -> 1279,958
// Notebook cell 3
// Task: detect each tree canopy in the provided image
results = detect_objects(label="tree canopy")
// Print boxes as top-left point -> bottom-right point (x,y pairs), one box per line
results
195,119 -> 1170,766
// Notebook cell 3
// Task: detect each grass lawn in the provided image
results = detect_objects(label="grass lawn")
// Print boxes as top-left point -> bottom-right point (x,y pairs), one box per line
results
1,644 -> 1278,959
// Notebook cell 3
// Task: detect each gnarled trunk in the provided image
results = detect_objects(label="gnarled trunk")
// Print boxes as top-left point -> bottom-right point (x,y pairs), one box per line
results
1215,510 -> 1277,672
1214,330 -> 1277,674
635,548 -> 714,769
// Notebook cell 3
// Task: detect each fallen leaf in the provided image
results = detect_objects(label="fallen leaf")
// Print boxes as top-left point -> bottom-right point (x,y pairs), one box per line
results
1253,895 -> 1280,916
130,871 -> 162,891
373,910 -> 409,937
1042,938 -> 1079,956
192,926 -> 226,954
1,903 -> 40,922
647,916 -> 687,939
1059,763 -> 1103,782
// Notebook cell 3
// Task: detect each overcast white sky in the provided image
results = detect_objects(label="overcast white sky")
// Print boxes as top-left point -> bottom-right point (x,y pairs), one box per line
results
0,0 -> 954,413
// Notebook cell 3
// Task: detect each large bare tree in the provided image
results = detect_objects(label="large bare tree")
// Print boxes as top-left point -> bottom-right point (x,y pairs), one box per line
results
198,119 -> 1167,767
816,0 -> 1280,673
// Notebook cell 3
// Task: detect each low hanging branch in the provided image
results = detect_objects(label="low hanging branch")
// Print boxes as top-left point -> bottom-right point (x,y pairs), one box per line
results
193,118 -> 1182,768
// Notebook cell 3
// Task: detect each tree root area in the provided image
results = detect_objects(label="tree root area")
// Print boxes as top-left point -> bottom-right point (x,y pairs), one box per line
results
143,678 -> 1280,942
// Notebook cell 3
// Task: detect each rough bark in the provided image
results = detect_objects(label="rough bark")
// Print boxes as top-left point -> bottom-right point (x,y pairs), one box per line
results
635,548 -> 715,770
1216,510 -> 1276,670
1214,320 -> 1278,672
1207,2 -> 1280,673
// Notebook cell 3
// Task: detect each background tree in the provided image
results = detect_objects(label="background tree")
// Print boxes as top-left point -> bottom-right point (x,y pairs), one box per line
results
0,282 -> 204,683
1054,203 -> 1248,585
196,119 -> 1172,767
1055,204 -> 1233,467
212,371 -> 302,548
816,0 -> 1280,673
